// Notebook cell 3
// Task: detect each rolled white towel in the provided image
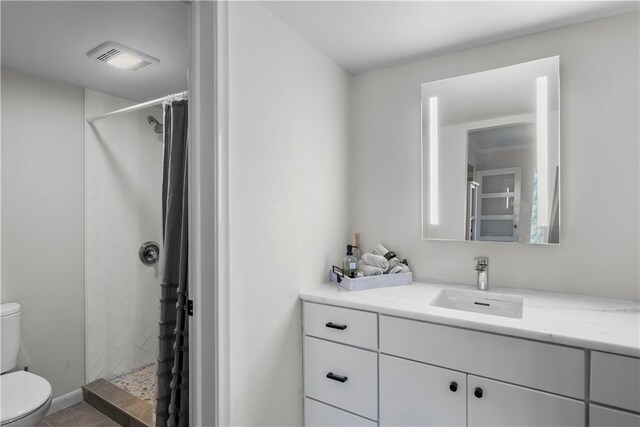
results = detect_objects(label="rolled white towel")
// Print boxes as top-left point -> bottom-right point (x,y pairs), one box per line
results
357,261 -> 383,276
361,252 -> 390,271
387,258 -> 401,269
372,243 -> 389,257
372,243 -> 401,268
389,263 -> 410,274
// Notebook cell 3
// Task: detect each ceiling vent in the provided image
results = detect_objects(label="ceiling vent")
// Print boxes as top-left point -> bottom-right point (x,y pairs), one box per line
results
87,42 -> 159,71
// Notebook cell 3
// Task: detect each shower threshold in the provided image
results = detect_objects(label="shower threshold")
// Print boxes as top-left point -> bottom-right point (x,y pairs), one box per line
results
82,378 -> 154,427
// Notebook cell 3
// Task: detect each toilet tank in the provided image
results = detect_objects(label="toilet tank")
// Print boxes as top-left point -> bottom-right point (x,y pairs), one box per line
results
1,302 -> 22,373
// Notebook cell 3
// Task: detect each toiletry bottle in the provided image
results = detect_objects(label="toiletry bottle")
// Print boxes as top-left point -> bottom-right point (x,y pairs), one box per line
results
352,233 -> 362,260
343,245 -> 358,278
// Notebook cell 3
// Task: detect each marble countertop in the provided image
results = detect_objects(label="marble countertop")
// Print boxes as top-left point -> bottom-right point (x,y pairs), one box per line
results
299,281 -> 640,358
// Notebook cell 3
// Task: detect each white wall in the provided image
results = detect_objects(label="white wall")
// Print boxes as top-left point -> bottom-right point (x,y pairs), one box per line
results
84,90 -> 162,382
228,2 -> 352,425
352,12 -> 639,300
0,68 -> 85,397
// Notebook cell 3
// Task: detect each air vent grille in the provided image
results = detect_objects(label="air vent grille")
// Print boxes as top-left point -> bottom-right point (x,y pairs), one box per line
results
86,42 -> 159,71
96,48 -> 121,62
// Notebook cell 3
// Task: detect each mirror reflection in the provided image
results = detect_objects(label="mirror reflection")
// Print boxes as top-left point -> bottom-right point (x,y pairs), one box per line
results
422,57 -> 560,244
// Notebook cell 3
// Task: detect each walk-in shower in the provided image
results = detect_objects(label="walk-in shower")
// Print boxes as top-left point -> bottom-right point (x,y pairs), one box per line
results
85,92 -> 165,385
85,90 -> 189,425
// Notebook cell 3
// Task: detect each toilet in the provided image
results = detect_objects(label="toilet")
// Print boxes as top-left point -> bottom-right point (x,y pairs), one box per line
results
0,303 -> 52,427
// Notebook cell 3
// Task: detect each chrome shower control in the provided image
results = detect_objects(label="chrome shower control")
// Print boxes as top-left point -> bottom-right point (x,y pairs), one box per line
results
139,241 -> 160,265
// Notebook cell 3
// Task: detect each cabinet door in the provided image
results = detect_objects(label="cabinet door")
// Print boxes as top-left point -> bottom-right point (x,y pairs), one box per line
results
380,354 -> 466,426
467,376 -> 584,427
590,404 -> 640,427
305,398 -> 377,427
591,351 -> 640,413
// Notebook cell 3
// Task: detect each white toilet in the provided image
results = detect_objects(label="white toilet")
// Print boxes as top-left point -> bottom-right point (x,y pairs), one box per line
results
0,303 -> 52,427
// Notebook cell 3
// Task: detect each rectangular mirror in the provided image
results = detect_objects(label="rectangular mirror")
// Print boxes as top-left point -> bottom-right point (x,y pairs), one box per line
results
421,57 -> 560,244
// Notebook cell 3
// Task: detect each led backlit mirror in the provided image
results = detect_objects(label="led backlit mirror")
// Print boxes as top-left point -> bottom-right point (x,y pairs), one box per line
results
421,57 -> 560,244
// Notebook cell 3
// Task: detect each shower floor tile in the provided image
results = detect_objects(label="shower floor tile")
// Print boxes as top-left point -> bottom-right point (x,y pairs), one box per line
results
110,364 -> 156,408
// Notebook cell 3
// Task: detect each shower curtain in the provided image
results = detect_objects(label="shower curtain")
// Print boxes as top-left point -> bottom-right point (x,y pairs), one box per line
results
156,100 -> 189,427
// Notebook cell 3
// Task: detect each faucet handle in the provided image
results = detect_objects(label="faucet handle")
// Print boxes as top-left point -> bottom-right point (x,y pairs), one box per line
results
474,256 -> 489,267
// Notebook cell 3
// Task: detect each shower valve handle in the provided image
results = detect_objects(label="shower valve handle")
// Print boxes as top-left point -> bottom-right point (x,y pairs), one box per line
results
139,241 -> 160,265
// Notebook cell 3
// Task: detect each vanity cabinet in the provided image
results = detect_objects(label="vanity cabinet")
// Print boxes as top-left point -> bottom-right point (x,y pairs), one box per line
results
303,303 -> 378,426
379,353 -> 584,427
379,315 -> 584,427
302,300 -> 639,427
379,315 -> 585,399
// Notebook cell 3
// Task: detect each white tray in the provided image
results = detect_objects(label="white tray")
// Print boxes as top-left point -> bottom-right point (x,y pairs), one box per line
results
329,270 -> 412,291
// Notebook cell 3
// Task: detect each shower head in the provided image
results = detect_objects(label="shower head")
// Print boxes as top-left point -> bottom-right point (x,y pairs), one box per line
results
147,116 -> 163,134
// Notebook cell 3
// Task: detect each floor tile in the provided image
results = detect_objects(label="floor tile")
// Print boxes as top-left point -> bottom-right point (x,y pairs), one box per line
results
94,418 -> 123,427
44,402 -> 108,427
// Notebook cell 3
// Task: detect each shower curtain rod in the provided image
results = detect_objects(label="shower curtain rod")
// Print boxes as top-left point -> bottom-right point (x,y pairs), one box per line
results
86,90 -> 188,124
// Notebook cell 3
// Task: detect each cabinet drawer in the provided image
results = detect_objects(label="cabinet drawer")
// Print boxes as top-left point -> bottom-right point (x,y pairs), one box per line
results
304,398 -> 377,427
468,375 -> 584,427
591,351 -> 640,412
380,315 -> 585,399
590,404 -> 640,427
304,302 -> 377,349
304,336 -> 377,420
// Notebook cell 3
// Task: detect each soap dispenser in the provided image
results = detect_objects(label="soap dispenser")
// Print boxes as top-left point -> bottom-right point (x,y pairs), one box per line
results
343,245 -> 358,278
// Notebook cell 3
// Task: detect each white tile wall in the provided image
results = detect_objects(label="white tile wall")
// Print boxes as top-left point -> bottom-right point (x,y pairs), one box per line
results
84,89 -> 163,381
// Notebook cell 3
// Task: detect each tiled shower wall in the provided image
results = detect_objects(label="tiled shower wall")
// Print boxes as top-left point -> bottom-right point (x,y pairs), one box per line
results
84,89 -> 162,381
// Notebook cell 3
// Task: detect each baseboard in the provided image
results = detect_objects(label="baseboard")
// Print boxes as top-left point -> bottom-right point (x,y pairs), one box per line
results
47,388 -> 83,415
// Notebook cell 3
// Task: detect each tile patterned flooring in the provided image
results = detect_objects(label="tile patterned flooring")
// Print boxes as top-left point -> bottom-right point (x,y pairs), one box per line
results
110,364 -> 157,408
38,402 -> 119,427
38,365 -> 157,427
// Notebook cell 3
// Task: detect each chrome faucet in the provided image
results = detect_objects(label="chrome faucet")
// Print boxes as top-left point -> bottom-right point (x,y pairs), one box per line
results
474,257 -> 489,291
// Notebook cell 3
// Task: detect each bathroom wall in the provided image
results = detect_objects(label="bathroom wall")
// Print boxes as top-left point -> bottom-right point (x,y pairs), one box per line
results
352,12 -> 639,300
228,2 -> 352,425
0,67 -> 85,397
84,89 -> 162,382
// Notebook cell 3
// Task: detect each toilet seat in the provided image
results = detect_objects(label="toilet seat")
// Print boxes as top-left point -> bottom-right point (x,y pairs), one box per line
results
0,371 -> 52,425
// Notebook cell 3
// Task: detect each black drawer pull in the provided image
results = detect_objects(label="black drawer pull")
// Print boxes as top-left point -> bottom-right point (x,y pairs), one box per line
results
325,322 -> 347,330
449,381 -> 458,392
326,372 -> 348,383
474,387 -> 483,398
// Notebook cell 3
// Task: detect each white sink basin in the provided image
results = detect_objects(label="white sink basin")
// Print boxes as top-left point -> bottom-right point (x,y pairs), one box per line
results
431,288 -> 523,319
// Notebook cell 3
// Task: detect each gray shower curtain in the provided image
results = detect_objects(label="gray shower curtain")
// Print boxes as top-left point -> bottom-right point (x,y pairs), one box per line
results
156,100 -> 189,427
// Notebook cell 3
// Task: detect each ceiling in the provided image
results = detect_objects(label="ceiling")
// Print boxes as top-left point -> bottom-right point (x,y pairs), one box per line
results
1,1 -> 188,101
2,1 -> 637,99
421,56 -> 559,127
469,124 -> 535,152
261,1 -> 639,75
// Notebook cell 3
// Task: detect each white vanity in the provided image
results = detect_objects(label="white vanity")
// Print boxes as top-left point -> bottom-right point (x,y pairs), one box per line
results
300,282 -> 640,427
